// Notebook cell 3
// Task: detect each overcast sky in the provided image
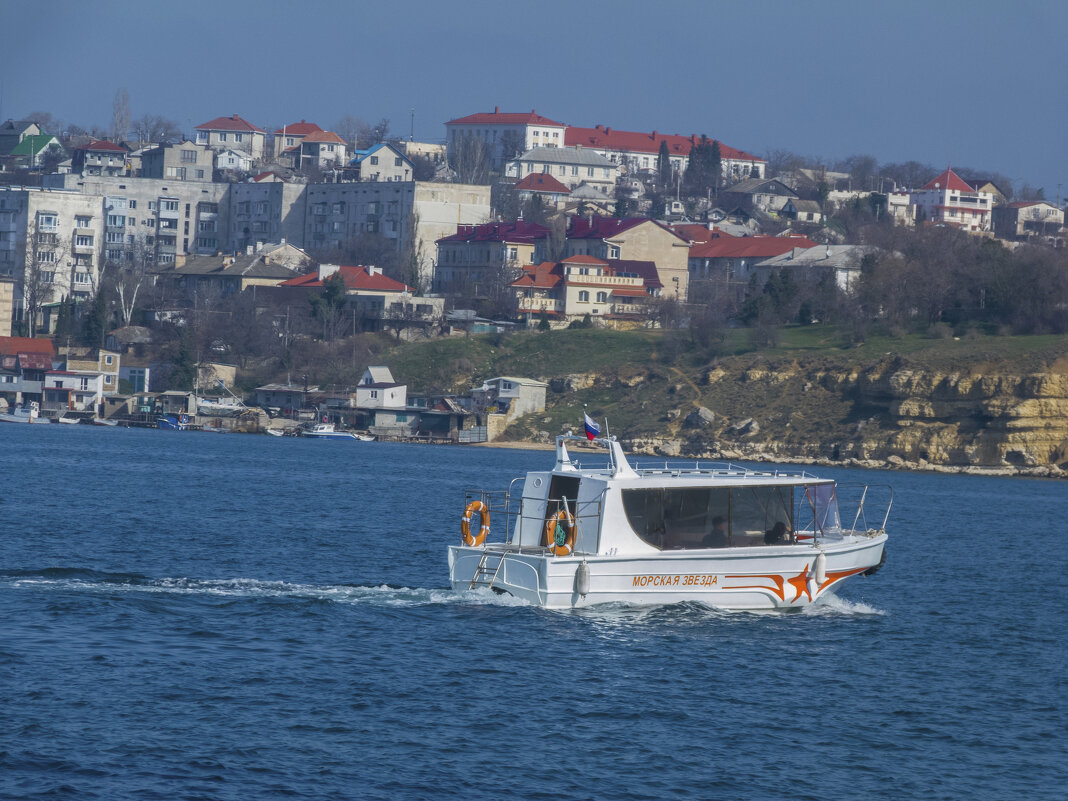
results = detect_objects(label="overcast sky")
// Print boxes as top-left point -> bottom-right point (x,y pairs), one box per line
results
3,0 -> 1065,199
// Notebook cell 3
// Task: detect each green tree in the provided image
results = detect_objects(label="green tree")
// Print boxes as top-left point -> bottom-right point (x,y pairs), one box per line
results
656,140 -> 672,191
309,272 -> 349,341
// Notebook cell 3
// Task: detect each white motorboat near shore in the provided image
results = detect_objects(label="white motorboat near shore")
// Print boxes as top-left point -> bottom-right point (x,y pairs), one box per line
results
302,423 -> 374,441
0,401 -> 50,424
448,434 -> 890,610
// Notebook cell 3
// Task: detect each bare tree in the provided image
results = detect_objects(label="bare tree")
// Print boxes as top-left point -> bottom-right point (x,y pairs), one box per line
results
449,133 -> 491,185
335,115 -> 366,148
20,215 -> 67,336
112,89 -> 131,141
25,111 -> 62,135
110,232 -> 155,327
131,114 -> 182,146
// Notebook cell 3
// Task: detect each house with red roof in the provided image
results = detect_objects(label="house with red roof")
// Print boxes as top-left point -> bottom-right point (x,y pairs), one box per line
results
0,336 -> 54,407
564,125 -> 766,183
688,234 -> 818,283
512,254 -> 662,327
71,140 -> 128,177
273,120 -> 323,160
445,107 -> 567,170
564,217 -> 691,300
296,131 -> 348,172
514,173 -> 572,207
909,168 -> 993,233
278,264 -> 444,332
435,221 -> 551,293
194,114 -> 266,160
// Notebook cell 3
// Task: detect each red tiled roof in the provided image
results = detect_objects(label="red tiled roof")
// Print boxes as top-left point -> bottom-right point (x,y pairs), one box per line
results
511,262 -> 563,289
0,336 -> 55,356
195,114 -> 265,133
566,216 -> 690,244
607,258 -> 662,289
17,353 -> 52,369
689,235 -> 818,260
274,121 -> 323,136
77,139 -> 126,153
515,173 -> 572,194
447,108 -> 565,127
668,223 -> 733,244
922,168 -> 973,193
612,287 -> 648,297
302,130 -> 347,145
253,171 -> 286,182
437,220 -> 550,245
564,125 -> 764,163
279,266 -> 412,292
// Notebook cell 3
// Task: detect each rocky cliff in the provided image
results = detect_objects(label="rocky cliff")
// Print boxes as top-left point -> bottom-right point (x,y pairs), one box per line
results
552,357 -> 1068,477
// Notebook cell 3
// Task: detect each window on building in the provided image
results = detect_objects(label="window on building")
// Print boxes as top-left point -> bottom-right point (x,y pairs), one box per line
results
181,150 -> 196,163
234,133 -> 243,142
75,216 -> 91,228
37,214 -> 58,231
219,133 -> 227,141
75,234 -> 93,247
596,291 -> 607,303
578,290 -> 589,303
161,200 -> 178,212
370,156 -> 379,165
74,272 -> 90,285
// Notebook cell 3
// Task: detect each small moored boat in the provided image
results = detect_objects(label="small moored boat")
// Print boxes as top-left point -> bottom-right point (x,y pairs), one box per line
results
302,422 -> 373,441
448,434 -> 890,610
0,401 -> 50,424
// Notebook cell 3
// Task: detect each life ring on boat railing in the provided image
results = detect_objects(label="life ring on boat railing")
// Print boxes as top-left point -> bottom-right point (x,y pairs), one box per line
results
461,500 -> 490,547
543,508 -> 576,557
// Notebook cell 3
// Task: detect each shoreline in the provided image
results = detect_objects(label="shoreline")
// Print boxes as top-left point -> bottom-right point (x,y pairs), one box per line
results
472,438 -> 1066,479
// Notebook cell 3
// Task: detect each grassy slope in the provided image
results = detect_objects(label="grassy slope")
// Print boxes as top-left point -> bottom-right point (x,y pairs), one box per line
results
381,326 -> 1068,443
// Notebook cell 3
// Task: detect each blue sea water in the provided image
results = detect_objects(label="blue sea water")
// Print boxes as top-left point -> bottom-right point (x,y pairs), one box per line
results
0,424 -> 1064,800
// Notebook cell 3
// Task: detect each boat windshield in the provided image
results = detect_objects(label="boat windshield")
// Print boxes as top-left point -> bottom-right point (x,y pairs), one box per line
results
622,486 -> 794,549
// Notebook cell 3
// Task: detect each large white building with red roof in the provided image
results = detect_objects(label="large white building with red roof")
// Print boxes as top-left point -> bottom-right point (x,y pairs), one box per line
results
194,114 -> 266,160
445,108 -> 567,170
909,168 -> 993,233
565,125 -> 766,182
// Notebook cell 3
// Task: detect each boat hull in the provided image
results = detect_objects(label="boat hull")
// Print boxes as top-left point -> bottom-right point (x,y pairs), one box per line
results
448,534 -> 886,610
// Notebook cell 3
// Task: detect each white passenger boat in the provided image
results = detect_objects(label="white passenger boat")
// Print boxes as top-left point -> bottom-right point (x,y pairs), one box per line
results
448,434 -> 890,610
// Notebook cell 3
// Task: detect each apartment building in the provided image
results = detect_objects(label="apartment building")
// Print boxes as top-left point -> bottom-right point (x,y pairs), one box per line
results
43,174 -> 231,263
141,141 -> 214,181
0,186 -> 105,332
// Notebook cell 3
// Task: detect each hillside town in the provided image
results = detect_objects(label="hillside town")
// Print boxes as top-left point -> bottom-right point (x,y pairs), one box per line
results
0,106 -> 1065,434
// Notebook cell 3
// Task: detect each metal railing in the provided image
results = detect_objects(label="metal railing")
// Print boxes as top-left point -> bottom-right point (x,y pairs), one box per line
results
461,484 -> 606,555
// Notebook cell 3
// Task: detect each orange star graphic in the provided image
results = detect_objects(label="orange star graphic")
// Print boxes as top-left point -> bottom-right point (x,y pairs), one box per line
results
786,563 -> 812,603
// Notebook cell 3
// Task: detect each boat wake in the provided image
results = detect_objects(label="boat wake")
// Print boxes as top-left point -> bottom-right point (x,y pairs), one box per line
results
1,569 -> 883,617
0,568 -> 526,609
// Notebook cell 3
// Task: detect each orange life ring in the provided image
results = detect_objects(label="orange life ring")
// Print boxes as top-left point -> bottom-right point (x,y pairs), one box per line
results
543,507 -> 576,556
461,500 -> 490,547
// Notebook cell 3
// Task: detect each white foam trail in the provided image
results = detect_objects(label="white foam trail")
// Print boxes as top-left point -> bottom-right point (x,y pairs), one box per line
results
804,592 -> 886,616
2,576 -> 531,608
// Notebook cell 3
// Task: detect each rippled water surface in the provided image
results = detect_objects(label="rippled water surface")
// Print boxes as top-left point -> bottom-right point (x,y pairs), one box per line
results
1,425 -> 1064,799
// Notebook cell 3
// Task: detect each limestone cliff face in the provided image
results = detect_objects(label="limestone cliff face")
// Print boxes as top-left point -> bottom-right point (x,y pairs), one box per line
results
620,360 -> 1068,475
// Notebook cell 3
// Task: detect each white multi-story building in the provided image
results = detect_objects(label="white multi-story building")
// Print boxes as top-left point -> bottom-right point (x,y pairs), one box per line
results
506,146 -> 619,195
0,186 -> 105,333
445,108 -> 567,170
194,114 -> 267,161
909,168 -> 993,233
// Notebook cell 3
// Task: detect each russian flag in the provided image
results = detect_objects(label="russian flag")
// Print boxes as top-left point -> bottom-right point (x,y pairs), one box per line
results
583,412 -> 601,441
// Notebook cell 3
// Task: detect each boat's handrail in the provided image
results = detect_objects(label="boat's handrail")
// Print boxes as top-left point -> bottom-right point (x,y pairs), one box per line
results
463,486 -> 607,554
830,483 -> 894,536
630,461 -> 822,480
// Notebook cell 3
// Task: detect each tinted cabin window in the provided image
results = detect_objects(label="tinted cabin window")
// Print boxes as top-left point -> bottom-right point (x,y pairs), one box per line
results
622,486 -> 793,549
546,475 -> 580,521
622,488 -> 729,549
